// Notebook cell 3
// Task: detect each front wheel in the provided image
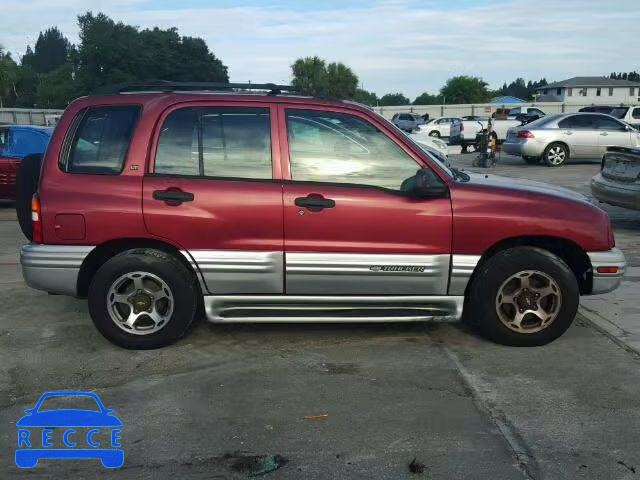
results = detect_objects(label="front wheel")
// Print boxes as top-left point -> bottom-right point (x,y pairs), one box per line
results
466,247 -> 579,346
88,248 -> 199,349
544,143 -> 569,167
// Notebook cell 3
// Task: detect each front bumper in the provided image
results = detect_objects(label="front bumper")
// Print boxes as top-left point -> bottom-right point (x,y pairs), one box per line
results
587,247 -> 626,295
591,174 -> 640,211
20,244 -> 94,296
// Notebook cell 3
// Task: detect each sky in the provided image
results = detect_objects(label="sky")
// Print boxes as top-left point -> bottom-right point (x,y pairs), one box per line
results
1,0 -> 639,99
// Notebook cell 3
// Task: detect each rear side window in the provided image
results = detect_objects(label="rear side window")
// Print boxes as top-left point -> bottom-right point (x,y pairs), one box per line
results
154,107 -> 272,179
558,115 -> 594,129
65,106 -> 140,174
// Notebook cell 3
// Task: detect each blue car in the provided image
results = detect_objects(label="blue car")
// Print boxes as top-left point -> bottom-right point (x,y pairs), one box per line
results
0,125 -> 52,199
16,391 -> 123,468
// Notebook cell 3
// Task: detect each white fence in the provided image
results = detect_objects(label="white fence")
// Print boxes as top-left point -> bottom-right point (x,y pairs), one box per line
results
374,102 -> 640,119
0,108 -> 64,126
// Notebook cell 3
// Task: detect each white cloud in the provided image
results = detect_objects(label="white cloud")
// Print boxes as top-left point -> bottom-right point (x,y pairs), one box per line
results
1,0 -> 638,99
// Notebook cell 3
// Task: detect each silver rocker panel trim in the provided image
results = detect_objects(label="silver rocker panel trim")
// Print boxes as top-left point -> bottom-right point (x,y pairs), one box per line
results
182,250 -> 284,294
449,254 -> 482,295
285,252 -> 450,295
204,295 -> 464,323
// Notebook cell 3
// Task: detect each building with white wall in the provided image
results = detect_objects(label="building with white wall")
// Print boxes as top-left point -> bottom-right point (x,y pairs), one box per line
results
535,77 -> 640,105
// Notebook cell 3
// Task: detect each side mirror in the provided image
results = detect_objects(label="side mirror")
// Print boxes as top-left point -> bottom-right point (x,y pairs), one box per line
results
401,169 -> 448,199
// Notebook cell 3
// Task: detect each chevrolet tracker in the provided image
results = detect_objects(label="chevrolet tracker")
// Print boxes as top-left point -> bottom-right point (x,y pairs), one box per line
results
17,82 -> 625,349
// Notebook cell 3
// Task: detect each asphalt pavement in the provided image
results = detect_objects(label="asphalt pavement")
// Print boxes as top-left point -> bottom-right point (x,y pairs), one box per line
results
1,155 -> 640,480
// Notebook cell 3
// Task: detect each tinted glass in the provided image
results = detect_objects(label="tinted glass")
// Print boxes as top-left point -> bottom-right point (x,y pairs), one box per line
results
610,108 -> 628,119
155,107 -> 272,179
594,115 -> 625,130
558,115 -> 594,129
633,108 -> 640,120
286,109 -> 420,190
67,106 -> 139,174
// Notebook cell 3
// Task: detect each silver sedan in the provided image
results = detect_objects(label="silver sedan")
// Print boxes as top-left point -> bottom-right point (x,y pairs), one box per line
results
502,113 -> 640,167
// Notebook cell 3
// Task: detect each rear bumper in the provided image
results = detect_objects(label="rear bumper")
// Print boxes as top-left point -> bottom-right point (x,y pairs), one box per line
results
587,247 -> 626,295
20,244 -> 94,296
591,173 -> 640,211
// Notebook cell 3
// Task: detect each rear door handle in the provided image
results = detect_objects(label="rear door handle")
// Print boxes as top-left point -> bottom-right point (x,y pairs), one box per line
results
153,189 -> 194,205
295,195 -> 336,211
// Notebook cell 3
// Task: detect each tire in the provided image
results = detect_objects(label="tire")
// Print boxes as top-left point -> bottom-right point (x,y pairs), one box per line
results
523,156 -> 540,165
428,130 -> 440,138
88,248 -> 199,349
543,143 -> 569,167
15,153 -> 43,241
467,247 -> 579,347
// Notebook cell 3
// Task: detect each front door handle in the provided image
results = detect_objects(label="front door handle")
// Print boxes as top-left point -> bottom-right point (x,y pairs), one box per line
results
153,189 -> 194,206
295,194 -> 336,211
599,131 -> 609,136
564,130 -> 573,135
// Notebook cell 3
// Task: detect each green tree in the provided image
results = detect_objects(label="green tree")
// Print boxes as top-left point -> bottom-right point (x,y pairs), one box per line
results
291,56 -> 328,96
0,49 -> 19,108
290,56 -> 358,99
36,63 -> 78,108
353,88 -> 378,106
23,27 -> 71,74
379,93 -> 410,106
76,12 -> 228,92
324,62 -> 358,99
413,92 -> 440,105
439,76 -> 490,104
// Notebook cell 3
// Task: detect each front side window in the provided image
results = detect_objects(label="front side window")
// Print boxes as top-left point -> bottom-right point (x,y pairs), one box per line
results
65,106 -> 140,174
154,107 -> 272,179
286,109 -> 421,190
594,115 -> 625,131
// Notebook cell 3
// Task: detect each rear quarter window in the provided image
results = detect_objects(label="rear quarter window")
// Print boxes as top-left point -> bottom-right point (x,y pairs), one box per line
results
62,106 -> 140,174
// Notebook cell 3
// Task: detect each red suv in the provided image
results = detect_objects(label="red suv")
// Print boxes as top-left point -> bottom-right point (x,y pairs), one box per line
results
19,82 -> 625,349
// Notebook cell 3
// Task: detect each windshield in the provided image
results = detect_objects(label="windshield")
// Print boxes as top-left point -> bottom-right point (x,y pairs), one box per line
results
610,108 -> 629,119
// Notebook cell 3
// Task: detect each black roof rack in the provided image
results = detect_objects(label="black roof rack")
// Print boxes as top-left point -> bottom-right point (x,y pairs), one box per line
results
97,81 -> 301,96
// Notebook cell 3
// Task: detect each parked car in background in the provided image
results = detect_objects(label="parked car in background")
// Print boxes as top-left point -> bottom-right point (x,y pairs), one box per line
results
406,130 -> 449,158
503,113 -> 640,166
417,117 -> 461,138
391,113 -> 424,132
591,146 -> 640,210
609,106 -> 640,129
495,106 -> 546,120
0,125 -> 52,199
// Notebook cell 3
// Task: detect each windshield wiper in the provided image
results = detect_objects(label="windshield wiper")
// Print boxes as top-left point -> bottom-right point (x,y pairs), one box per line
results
450,167 -> 470,182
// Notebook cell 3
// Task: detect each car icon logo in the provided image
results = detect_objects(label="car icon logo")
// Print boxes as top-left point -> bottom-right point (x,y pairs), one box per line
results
15,391 -> 124,468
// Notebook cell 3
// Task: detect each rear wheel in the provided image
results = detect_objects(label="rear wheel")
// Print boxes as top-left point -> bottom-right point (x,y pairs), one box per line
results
544,143 -> 569,167
429,130 -> 440,138
88,248 -> 199,349
467,247 -> 579,346
15,153 -> 43,240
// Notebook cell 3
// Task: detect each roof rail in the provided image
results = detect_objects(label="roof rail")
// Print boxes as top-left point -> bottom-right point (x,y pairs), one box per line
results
96,81 -> 300,96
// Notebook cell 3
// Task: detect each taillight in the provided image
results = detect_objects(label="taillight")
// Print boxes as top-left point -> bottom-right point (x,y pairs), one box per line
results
31,194 -> 43,244
517,130 -> 535,139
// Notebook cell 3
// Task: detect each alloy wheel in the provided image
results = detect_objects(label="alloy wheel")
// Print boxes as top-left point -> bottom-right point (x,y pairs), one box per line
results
106,271 -> 174,335
495,270 -> 562,334
546,146 -> 566,165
